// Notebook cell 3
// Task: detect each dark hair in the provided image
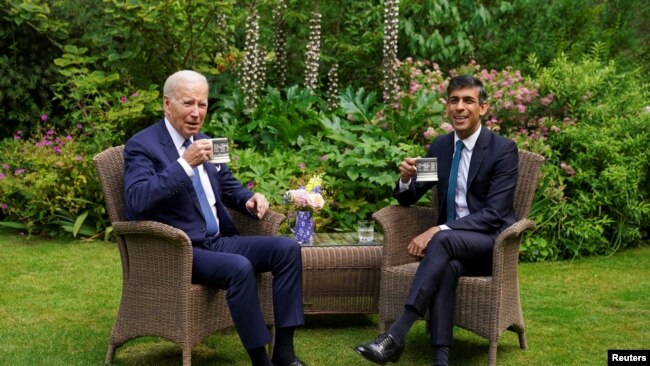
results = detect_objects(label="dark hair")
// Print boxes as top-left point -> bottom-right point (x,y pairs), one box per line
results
447,75 -> 487,103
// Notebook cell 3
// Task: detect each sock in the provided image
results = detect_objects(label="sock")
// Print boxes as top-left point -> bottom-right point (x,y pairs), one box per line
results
271,326 -> 296,364
247,346 -> 272,366
387,305 -> 420,346
432,346 -> 450,366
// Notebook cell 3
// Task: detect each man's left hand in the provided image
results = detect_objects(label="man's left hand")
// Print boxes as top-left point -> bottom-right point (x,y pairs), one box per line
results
246,193 -> 269,219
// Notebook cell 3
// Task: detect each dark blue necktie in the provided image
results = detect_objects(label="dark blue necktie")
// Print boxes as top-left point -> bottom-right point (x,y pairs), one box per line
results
183,139 -> 219,236
447,140 -> 465,222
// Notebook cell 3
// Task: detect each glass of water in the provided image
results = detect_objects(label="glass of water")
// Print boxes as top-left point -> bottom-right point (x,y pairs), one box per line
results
357,220 -> 374,243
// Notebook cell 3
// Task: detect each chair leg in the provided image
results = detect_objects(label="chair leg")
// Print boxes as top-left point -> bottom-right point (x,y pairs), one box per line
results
104,344 -> 116,365
487,341 -> 497,366
518,331 -> 528,349
267,325 -> 276,358
182,346 -> 192,366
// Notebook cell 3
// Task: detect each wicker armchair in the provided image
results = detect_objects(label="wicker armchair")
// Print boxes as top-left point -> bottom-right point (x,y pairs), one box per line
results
93,145 -> 283,365
373,149 -> 544,366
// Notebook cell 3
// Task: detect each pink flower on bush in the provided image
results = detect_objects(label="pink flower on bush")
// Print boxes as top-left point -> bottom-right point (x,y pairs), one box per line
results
131,92 -> 139,97
423,127 -> 437,140
319,155 -> 328,161
41,114 -> 48,121
0,173 -> 4,180
76,124 -> 83,129
560,161 -> 576,176
14,169 -> 25,176
246,181 -> 255,189
2,164 -> 8,169
0,203 -> 7,210
232,155 -> 239,161
120,96 -> 127,103
52,146 -> 61,154
440,122 -> 453,132
75,155 -> 83,161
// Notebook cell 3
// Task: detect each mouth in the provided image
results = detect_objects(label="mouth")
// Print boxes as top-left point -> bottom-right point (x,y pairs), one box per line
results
452,115 -> 468,123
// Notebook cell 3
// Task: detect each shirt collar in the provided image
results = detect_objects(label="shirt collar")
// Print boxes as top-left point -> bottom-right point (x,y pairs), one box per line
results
454,125 -> 481,152
164,117 -> 191,150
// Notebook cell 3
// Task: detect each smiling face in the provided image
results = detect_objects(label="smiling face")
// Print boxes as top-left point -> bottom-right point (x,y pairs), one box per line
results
163,76 -> 209,139
446,86 -> 488,140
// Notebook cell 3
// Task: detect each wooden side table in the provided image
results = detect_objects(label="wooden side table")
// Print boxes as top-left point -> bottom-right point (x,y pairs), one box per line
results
301,232 -> 383,315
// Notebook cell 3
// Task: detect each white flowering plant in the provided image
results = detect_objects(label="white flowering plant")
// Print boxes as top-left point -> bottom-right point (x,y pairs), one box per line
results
282,174 -> 326,213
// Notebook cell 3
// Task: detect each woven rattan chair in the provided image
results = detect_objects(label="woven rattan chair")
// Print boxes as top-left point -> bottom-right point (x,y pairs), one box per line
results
373,149 -> 544,366
93,145 -> 282,365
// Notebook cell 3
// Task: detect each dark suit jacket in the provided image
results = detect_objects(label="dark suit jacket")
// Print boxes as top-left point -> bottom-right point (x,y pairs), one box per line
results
395,126 -> 518,236
124,119 -> 254,244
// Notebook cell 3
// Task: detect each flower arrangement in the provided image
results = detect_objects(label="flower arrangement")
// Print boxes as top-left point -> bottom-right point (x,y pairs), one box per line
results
283,174 -> 326,212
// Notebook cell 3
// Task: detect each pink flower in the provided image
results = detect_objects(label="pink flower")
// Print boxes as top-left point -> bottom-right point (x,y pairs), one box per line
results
41,114 -> 48,121
560,161 -> 576,176
65,135 -> 72,141
319,155 -> 329,161
14,168 -> 25,175
423,127 -> 437,140
120,96 -> 127,103
298,163 -> 306,170
440,122 -> 453,132
0,173 -> 4,180
247,181 -> 255,189
53,146 -> 61,154
2,164 -> 8,169
551,126 -> 561,133
232,155 -> 239,161
517,104 -> 526,113
75,155 -> 83,161
76,124 -> 83,129
0,203 -> 7,210
131,92 -> 139,97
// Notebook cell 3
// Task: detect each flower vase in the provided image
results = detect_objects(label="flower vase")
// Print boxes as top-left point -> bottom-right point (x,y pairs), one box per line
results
294,210 -> 314,246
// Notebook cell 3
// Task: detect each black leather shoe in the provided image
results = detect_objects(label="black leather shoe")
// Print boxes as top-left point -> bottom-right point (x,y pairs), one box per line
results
272,358 -> 306,366
354,333 -> 404,365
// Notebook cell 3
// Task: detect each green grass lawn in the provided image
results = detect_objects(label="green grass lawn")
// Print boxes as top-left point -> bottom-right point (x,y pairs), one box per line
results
1,229 -> 648,365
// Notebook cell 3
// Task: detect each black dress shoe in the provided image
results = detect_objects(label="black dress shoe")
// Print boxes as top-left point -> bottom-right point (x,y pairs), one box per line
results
354,333 -> 404,365
272,358 -> 306,366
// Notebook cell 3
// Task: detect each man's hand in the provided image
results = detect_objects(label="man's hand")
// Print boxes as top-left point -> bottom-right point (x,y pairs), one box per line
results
182,139 -> 212,168
246,193 -> 269,219
399,157 -> 417,184
407,226 -> 441,257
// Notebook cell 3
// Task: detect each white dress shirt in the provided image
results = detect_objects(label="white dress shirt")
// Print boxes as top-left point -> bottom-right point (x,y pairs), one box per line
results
165,118 -> 220,229
399,125 -> 482,230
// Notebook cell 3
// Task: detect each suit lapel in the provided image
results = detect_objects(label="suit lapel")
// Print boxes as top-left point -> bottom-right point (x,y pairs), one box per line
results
466,127 -> 491,187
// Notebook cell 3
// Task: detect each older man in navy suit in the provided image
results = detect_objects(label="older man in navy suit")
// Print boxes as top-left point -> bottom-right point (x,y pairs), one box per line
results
355,75 -> 519,366
124,70 -> 306,366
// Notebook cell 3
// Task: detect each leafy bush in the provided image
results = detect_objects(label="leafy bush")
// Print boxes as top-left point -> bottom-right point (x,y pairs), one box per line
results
0,123 -> 109,238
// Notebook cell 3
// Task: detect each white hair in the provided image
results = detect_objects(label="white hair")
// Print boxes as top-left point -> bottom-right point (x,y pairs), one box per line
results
163,70 -> 208,99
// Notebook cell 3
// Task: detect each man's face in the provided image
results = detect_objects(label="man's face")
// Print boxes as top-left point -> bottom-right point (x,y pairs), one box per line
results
446,86 -> 488,140
163,80 -> 209,139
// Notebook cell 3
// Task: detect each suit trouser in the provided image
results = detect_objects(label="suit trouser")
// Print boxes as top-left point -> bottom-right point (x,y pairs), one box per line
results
192,235 -> 304,349
405,229 -> 494,347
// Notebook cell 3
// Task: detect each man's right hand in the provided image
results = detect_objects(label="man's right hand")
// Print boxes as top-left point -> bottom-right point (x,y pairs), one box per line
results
183,139 -> 212,168
399,157 -> 417,183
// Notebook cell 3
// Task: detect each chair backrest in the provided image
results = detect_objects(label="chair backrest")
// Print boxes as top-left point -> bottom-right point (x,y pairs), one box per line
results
512,149 -> 545,220
431,149 -> 545,221
93,145 -> 126,224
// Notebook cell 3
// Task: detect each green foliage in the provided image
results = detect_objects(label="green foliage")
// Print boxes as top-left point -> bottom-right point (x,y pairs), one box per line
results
0,126 -> 109,238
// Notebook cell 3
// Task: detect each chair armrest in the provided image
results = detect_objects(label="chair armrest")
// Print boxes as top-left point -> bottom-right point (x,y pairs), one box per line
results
228,208 -> 285,236
492,218 -> 535,281
373,205 -> 437,267
112,220 -> 194,287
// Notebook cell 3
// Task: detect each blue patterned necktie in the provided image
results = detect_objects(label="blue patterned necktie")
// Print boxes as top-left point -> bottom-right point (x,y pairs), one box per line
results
446,140 -> 465,222
183,139 -> 219,236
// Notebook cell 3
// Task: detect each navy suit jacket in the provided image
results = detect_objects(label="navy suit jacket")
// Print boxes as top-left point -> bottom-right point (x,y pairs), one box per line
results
395,126 -> 519,236
124,119 -> 254,244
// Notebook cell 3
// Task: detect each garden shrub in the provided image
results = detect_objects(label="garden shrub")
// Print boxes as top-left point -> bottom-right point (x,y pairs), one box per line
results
0,123 -> 109,238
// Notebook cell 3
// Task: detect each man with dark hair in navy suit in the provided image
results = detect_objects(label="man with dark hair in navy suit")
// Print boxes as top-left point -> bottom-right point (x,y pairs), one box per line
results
355,75 -> 519,366
124,70 -> 306,366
